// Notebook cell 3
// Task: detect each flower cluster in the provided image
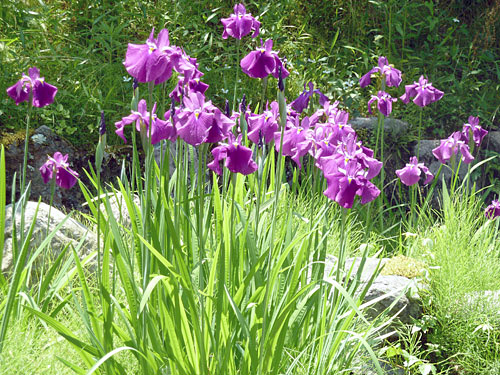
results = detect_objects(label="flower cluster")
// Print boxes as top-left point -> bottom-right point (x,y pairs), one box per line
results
242,96 -> 382,208
39,152 -> 79,189
432,117 -> 487,166
7,67 -> 58,108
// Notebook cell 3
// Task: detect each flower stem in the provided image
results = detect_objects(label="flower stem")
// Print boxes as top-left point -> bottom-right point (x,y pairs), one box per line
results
258,81 -> 287,375
20,94 -> 33,197
417,107 -> 423,159
260,76 -> 268,114
19,95 -> 33,245
232,39 -> 241,112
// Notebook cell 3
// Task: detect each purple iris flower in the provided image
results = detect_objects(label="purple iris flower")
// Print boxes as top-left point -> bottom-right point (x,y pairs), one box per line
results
170,76 -> 209,103
205,109 -> 235,144
395,156 -> 433,186
323,160 -> 380,209
247,101 -> 279,144
400,76 -> 444,107
207,134 -> 258,175
359,56 -> 402,88
274,116 -> 313,169
432,131 -> 474,165
462,116 -> 488,147
39,152 -> 79,189
311,129 -> 339,167
367,91 -> 397,117
7,67 -> 57,108
124,28 -> 181,84
240,39 -> 290,79
174,92 -> 217,146
115,99 -> 174,144
290,82 -> 329,113
322,133 -> 382,179
310,100 -> 349,127
485,200 -> 500,219
221,4 -> 260,40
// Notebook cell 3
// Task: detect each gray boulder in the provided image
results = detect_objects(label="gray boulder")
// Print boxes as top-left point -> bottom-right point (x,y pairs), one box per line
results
2,201 -> 97,275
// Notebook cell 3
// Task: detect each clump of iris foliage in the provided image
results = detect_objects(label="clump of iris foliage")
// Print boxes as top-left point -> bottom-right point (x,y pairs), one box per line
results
0,1 -> 500,375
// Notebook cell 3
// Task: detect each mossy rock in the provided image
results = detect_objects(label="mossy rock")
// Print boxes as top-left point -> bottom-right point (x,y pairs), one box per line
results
0,129 -> 33,147
380,255 -> 426,279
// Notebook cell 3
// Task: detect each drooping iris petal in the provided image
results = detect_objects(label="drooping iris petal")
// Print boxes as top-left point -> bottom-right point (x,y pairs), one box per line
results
39,152 -> 79,189
32,79 -> 58,108
6,81 -> 30,105
6,67 -> 57,108
241,39 -> 288,79
225,142 -> 258,175
221,3 -> 260,40
462,116 -> 488,147
240,46 -> 275,78
396,156 -> 435,185
485,200 -> 500,219
400,76 -> 443,107
208,134 -> 257,175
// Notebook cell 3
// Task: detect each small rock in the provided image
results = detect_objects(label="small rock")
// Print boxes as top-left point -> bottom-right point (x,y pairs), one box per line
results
345,256 -> 389,283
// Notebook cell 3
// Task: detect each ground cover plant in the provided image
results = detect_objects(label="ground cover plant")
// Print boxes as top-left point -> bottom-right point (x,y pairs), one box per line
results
0,1 -> 500,374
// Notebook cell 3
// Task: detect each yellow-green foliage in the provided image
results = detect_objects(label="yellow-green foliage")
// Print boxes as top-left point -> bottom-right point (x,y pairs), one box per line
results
381,255 -> 426,279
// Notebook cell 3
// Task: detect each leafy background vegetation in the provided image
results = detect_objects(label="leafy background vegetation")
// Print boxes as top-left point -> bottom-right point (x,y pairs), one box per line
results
1,0 -> 499,147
